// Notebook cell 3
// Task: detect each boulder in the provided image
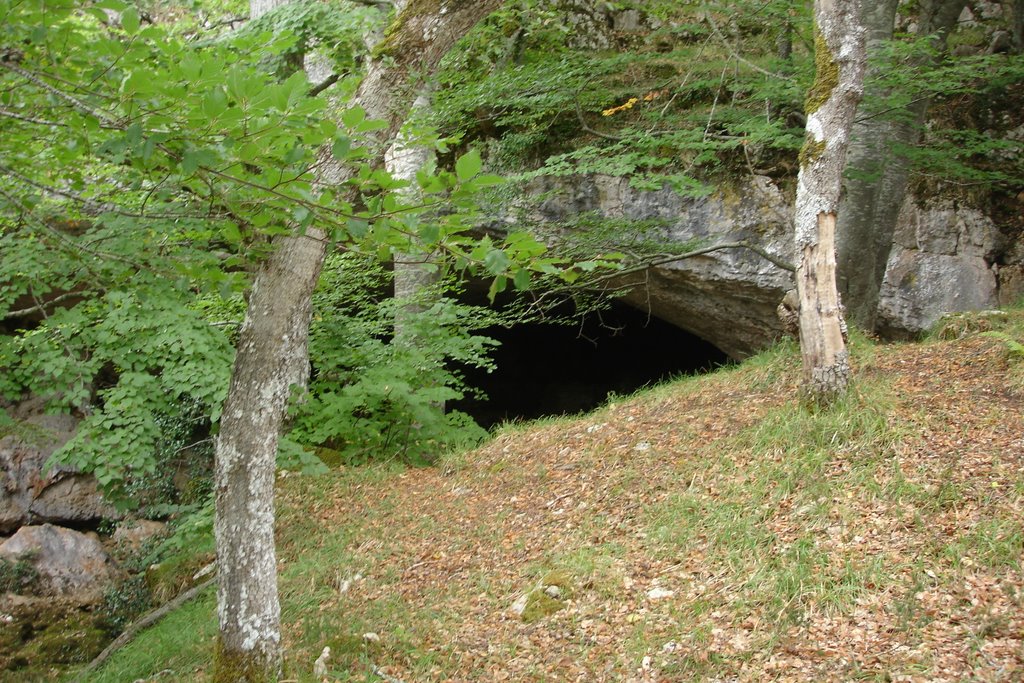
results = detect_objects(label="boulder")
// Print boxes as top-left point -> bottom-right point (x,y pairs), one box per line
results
0,524 -> 121,603
0,397 -> 117,533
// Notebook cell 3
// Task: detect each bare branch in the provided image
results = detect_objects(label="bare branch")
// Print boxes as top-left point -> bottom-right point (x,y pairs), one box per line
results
308,72 -> 341,97
74,578 -> 216,682
703,11 -> 793,81
574,97 -> 623,141
4,292 -> 83,320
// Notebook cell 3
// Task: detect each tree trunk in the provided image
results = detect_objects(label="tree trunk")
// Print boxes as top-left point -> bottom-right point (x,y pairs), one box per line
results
794,0 -> 866,405
213,234 -> 324,682
1013,0 -> 1024,53
213,1 -> 319,680
212,2 -> 504,680
835,0 -> 967,330
388,91 -> 441,345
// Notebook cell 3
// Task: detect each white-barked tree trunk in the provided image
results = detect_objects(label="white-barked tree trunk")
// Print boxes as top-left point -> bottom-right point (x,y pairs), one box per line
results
213,2 -> 505,680
793,0 -> 866,405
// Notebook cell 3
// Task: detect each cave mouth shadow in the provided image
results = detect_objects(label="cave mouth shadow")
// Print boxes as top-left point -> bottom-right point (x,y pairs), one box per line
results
450,298 -> 729,430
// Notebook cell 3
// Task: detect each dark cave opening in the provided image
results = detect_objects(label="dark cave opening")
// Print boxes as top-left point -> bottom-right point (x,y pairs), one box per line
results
450,299 -> 729,429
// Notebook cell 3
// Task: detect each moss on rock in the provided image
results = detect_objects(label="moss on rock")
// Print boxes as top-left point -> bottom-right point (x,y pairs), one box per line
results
518,569 -> 576,623
0,599 -> 109,677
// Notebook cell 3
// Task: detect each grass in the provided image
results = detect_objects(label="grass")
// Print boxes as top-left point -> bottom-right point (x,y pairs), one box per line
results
79,308 -> 1024,682
85,591 -> 217,683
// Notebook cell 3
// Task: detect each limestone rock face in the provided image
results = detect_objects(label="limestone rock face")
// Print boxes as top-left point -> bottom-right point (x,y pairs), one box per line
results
516,176 -> 1018,356
0,398 -> 117,533
0,524 -> 121,603
523,175 -> 795,358
877,197 -> 1010,337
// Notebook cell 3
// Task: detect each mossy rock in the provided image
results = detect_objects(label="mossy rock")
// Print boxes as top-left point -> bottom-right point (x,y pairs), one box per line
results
933,310 -> 1008,340
0,599 -> 109,676
948,26 -> 988,49
25,610 -> 108,665
518,570 -> 576,623
0,556 -> 40,595
314,446 -> 346,468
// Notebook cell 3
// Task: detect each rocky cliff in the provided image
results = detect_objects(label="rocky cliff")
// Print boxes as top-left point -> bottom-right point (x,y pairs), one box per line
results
518,174 -> 1022,358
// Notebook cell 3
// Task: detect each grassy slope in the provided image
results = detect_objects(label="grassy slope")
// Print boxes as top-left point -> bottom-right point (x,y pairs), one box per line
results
85,312 -> 1024,682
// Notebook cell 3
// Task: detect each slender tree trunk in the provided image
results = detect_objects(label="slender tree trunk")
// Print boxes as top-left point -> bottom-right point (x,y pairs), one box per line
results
213,233 -> 323,682
794,0 -> 866,405
213,1 -> 321,680
835,0 -> 967,330
1013,0 -> 1024,53
212,2 -> 504,680
388,91 -> 441,344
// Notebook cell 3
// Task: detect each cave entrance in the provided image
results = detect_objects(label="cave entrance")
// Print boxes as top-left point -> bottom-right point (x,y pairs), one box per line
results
450,298 -> 729,429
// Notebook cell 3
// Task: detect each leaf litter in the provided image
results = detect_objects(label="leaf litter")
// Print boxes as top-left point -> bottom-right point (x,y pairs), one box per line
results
276,326 -> 1023,682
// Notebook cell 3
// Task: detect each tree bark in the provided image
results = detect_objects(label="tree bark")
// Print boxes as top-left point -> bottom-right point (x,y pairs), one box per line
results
212,2 -> 504,680
794,0 -> 866,405
213,0 -> 315,678
388,91 -> 441,344
835,0 -> 967,330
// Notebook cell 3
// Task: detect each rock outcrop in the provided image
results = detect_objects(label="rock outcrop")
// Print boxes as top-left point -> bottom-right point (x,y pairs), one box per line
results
517,175 -> 1019,357
878,197 -> 1022,338
1,397 -> 117,534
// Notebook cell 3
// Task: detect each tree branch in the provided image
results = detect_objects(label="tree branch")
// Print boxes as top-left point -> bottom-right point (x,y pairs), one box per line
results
574,97 -> 623,141
703,11 -> 793,81
308,73 -> 341,98
641,240 -> 795,272
3,292 -> 83,319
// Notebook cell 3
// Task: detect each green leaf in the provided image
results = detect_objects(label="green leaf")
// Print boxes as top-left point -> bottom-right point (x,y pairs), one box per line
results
202,87 -> 229,119
474,173 -> 504,187
418,223 -> 440,245
487,275 -> 507,301
341,106 -> 366,128
484,248 -> 510,275
331,136 -> 351,161
347,219 -> 368,238
355,118 -> 388,133
181,150 -> 202,176
223,223 -> 242,244
120,7 -> 140,35
513,268 -> 531,291
455,149 -> 482,182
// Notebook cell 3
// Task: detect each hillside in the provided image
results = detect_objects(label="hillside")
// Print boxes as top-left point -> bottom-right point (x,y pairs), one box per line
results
89,312 -> 1023,682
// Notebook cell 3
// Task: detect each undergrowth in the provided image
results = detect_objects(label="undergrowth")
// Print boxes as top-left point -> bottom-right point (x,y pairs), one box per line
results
83,312 -> 1024,681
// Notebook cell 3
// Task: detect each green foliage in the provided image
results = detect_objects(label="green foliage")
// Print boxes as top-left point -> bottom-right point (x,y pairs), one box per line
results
860,35 -> 1024,190
284,254 -> 498,467
0,0 -> 574,500
237,0 -> 378,78
432,1 -> 812,188
0,555 -> 40,595
100,575 -> 153,635
0,285 -> 232,499
141,500 -> 215,567
982,330 -> 1024,359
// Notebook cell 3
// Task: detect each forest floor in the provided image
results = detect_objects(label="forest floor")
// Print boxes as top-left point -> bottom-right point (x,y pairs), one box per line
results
89,310 -> 1024,683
